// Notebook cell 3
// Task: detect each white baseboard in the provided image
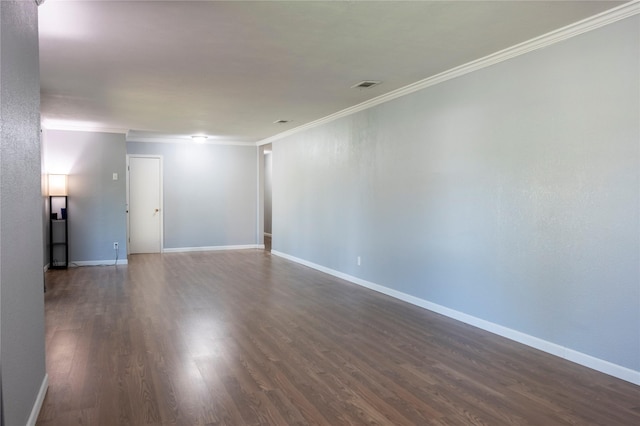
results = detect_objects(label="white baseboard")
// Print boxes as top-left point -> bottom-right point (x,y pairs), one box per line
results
70,259 -> 129,267
27,374 -> 48,426
43,263 -> 49,272
271,250 -> 640,386
163,244 -> 263,253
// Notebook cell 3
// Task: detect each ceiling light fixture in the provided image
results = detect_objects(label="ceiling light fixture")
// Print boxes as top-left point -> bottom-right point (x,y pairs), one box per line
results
191,135 -> 208,143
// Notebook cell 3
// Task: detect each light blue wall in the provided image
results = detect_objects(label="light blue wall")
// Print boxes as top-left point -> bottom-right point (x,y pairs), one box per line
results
0,1 -> 47,424
127,142 -> 257,249
272,16 -> 639,371
44,130 -> 128,263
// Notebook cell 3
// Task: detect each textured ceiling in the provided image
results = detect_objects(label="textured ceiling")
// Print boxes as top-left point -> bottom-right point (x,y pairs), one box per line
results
38,0 -> 625,143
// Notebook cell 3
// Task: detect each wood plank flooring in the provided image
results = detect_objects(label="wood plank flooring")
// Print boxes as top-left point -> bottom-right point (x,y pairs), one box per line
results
37,250 -> 640,425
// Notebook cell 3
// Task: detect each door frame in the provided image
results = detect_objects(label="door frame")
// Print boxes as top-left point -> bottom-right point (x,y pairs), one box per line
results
261,144 -> 273,246
126,154 -> 164,255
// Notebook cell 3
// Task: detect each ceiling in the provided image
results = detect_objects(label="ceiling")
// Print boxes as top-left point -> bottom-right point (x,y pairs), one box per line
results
38,0 -> 626,144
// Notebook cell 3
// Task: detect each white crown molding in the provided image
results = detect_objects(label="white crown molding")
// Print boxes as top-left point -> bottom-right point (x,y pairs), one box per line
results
125,134 -> 256,147
41,123 -> 128,134
40,126 -> 256,146
257,0 -> 640,146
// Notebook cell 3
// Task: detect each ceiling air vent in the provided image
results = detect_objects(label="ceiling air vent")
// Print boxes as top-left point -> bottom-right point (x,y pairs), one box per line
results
352,80 -> 381,89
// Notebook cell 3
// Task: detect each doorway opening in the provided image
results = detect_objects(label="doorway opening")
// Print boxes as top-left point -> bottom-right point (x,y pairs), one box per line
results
263,144 -> 272,252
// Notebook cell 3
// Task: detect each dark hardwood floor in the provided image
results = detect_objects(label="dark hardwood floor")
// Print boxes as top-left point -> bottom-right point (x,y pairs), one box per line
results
38,250 -> 640,425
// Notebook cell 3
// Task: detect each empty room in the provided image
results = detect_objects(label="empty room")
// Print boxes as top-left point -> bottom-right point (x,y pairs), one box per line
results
1,1 -> 639,425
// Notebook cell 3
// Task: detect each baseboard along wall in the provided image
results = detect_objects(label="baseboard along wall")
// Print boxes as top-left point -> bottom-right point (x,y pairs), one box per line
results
27,374 -> 48,426
163,244 -> 264,253
271,250 -> 640,386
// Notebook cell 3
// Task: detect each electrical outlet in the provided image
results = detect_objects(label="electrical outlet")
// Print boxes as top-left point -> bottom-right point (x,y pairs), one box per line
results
113,242 -> 119,250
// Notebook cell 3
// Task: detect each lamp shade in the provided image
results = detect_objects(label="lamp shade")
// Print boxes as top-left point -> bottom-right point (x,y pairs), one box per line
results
48,174 -> 68,196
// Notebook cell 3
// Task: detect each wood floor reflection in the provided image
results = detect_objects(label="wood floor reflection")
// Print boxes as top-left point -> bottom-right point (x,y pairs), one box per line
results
38,250 -> 640,425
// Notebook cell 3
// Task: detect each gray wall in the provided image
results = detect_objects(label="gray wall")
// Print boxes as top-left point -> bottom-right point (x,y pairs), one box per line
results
272,16 -> 639,372
127,142 -> 257,249
0,1 -> 47,424
44,130 -> 128,263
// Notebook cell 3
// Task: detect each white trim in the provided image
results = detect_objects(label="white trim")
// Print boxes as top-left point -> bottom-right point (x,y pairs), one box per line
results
271,250 -> 640,386
27,374 -> 48,426
71,259 -> 129,267
126,134 -> 255,147
257,1 -> 640,146
257,145 -> 263,245
41,123 -> 127,134
163,244 -> 263,253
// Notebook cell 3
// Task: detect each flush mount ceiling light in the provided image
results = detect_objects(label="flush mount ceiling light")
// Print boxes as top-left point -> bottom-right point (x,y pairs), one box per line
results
273,119 -> 290,124
351,80 -> 382,89
191,135 -> 208,143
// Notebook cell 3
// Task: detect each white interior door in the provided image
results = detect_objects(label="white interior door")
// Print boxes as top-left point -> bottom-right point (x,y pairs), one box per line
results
128,156 -> 162,254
